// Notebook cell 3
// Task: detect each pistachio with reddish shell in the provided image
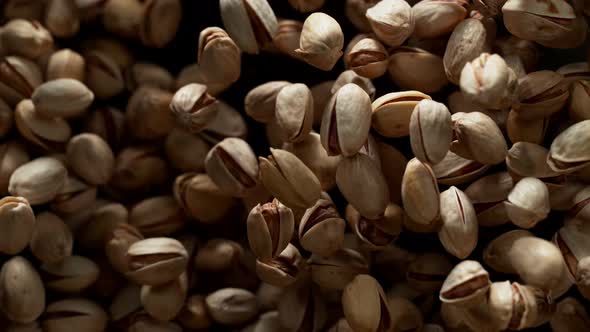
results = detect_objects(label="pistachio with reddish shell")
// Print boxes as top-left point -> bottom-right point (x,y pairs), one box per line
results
371,91 -> 431,138
299,198 -> 345,257
247,199 -> 294,261
256,244 -> 303,287
438,186 -> 478,259
440,261 -> 491,305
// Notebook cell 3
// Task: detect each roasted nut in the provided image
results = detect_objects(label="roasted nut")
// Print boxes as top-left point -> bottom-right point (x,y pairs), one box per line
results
0,56 -> 43,106
309,248 -> 370,290
548,120 -> 590,173
141,273 -> 188,321
84,50 -> 125,99
450,112 -> 508,165
409,99 -> 452,164
66,133 -> 114,186
219,0 -> 278,54
366,0 -> 414,47
0,196 -> 35,255
129,195 -> 187,237
173,173 -> 235,224
275,83 -> 314,143
371,91 -> 431,138
30,212 -> 73,264
178,295 -> 212,330
443,18 -> 490,84
105,223 -> 144,275
197,27 -> 241,85
440,260 -> 490,305
170,83 -> 219,133
406,252 -> 453,293
205,137 -> 258,197
256,243 -> 303,287
278,276 -> 327,332
346,203 -> 403,250
433,151 -> 491,186
438,186 -> 478,259
15,99 -> 71,151
402,158 -> 440,226
8,157 -> 67,205
388,47 -> 448,93
412,0 -> 467,38
513,70 -> 569,120
0,19 -> 53,59
42,298 -> 108,332
550,297 -> 590,332
247,199 -> 294,261
40,255 -> 100,293
505,177 -> 550,228
0,256 -> 45,323
205,288 -> 258,325
295,12 -> 343,70
244,81 -> 291,123
125,237 -> 189,286
342,274 -> 393,332
125,86 -> 176,140
139,0 -> 182,48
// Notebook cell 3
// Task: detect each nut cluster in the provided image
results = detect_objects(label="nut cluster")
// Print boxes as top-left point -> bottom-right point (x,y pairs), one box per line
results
0,0 -> 589,331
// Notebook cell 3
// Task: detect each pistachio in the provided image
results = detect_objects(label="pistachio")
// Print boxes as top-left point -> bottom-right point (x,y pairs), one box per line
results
194,238 -> 243,272
205,138 -> 258,197
569,80 -> 590,121
460,53 -> 517,109
275,83 -> 314,143
75,202 -> 128,251
345,0 -> 380,32
377,140 -> 407,204
40,255 -> 100,293
201,100 -> 248,144
345,37 -> 388,79
371,91 -> 431,138
409,99 -> 452,164
46,49 -> 85,81
387,47 -> 448,93
0,19 -> 53,59
15,99 -> 71,151
506,110 -> 548,145
42,298 -> 108,332
402,158 -> 440,225
550,297 -> 590,332
141,273 -> 188,321
125,237 -> 189,286
443,18 -> 490,84
244,81 -> 291,123
256,243 -> 303,287
513,70 -> 569,120
558,62 -> 590,86
129,195 -> 186,237
553,219 -> 590,281
170,83 -> 219,133
406,252 -> 453,293
81,106 -> 125,149
247,199 -> 294,261
259,148 -> 321,209
273,19 -> 304,60
548,120 -> 590,173
84,50 -> 125,99
80,37 -> 135,68
412,0 -> 468,38
342,274 -> 393,332
505,177 -> 550,228
346,203 -> 403,250
197,27 -> 241,85
309,249 -> 370,290
296,198 -> 344,256
577,256 -> 590,300
506,142 -> 561,184
320,83 -> 373,157
0,196 -> 35,255
105,223 -> 144,275
438,186 -> 478,259
175,62 -> 232,96
139,0 -> 182,48
220,0 -> 278,54
206,288 -> 258,325
440,260 -> 490,305
44,0 -> 80,38
125,86 -> 176,140
0,256 -> 45,323
366,0 -> 414,47
386,297 -> 424,332
66,133 -> 114,186
29,212 -> 72,264
101,0 -> 143,40
450,112 -> 508,165
8,157 -> 67,205
332,70 -> 376,99
173,173 -> 235,224
495,36 -> 540,73
0,56 -> 42,106
433,151 -> 491,186
165,128 -> 209,173
295,12 -> 344,71
178,295 -> 212,330
464,172 -> 513,227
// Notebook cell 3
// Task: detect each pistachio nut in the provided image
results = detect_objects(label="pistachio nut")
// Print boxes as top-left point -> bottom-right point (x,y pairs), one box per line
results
66,133 -> 114,186
570,186 -> 590,222
165,128 -> 209,173
125,86 -> 176,140
105,223 -> 144,275
0,19 -> 53,59
259,148 -> 321,209
81,106 -> 125,149
273,19 -> 304,60
101,0 -> 143,40
482,229 -> 533,274
513,70 -> 569,120
309,248 -> 370,290
409,99 -> 452,164
175,62 -> 232,96
278,277 -> 326,332
569,80 -> 590,121
366,0 -> 414,47
201,100 -> 248,144
320,83 -> 372,156
412,0 -> 468,38
506,142 -> 562,184
275,83 -> 314,143
0,196 -> 35,255
42,298 -> 108,332
577,256 -> 590,300
506,110 -> 548,145
346,203 -> 403,250
460,53 -> 517,109
173,173 -> 235,224
0,142 -> 30,196
557,62 -> 590,86
44,0 -> 80,38
342,274 -> 393,332
506,282 -> 555,330
139,0 -> 182,48
371,91 -> 431,138
219,0 -> 278,54
450,111 -> 508,165
0,56 -> 42,106
206,287 -> 258,325
505,177 -> 550,228
256,243 -> 303,287
553,219 -> 590,281
46,48 -> 85,81
443,18 -> 490,84
433,151 -> 491,186
170,83 -> 219,133
548,120 -> 590,173
464,171 -> 513,227
75,202 -> 128,251
439,260 -> 490,306
386,296 -> 424,332
406,252 -> 453,293
0,256 -> 45,323
402,158 -> 440,225
205,137 -> 258,197
244,81 -> 291,123
8,157 -> 67,205
337,153 -> 389,219
345,37 -> 388,79
438,186 -> 478,259
331,69 -> 376,99
297,198 -> 344,256
84,50 -> 125,99
40,255 -> 100,293
247,199 -> 294,261
80,37 -> 135,68
387,47 -> 448,93
125,61 -> 175,91
141,273 -> 188,321
495,36 -> 539,73
125,237 -> 189,286
50,175 -> 96,215
295,12 -> 344,71
376,140 -> 407,204
345,0 -> 380,32
178,294 -> 212,330
29,212 -> 72,264
550,297 -> 590,332
129,195 -> 186,237
15,99 -> 71,151
193,238 -> 243,272
197,26 -> 241,85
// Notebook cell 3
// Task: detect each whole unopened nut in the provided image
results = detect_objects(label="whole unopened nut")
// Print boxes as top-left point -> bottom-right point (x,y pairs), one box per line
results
0,256 -> 45,323
8,157 -> 67,205
0,196 -> 35,255
205,288 -> 258,325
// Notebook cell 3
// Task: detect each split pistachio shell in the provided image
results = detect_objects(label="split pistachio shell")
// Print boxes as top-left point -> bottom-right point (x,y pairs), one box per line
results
371,91 -> 431,138
205,137 -> 258,197
129,195 -> 186,237
342,274 -> 393,332
275,83 -> 314,143
409,99 -> 452,164
139,0 -> 182,48
548,120 -> 590,173
402,158 -> 440,225
299,199 -> 346,256
347,203 -> 403,250
0,56 -> 43,106
450,112 -> 508,165
125,237 -> 189,286
247,199 -> 294,260
387,47 -> 448,93
8,157 -> 67,205
0,256 -> 45,323
506,142 -> 559,179
42,298 -> 108,332
40,255 -> 100,293
514,71 -> 569,120
465,172 -> 513,227
278,277 -> 327,332
443,18 -> 489,84
295,12 -> 344,71
569,80 -> 590,121
220,0 -> 278,54
256,243 -> 303,287
331,70 -> 376,99
273,19 -> 304,60
505,177 -> 550,228
366,0 -> 414,47
197,27 -> 241,85
173,173 -> 235,224
0,19 -> 53,59
15,99 -> 71,151
506,111 -> 548,145
336,153 -> 389,219
345,37 -> 388,79
320,83 -> 372,157
440,260 -> 490,305
170,83 -> 219,133
244,81 -> 291,123
46,48 -> 85,81
433,151 -> 491,186
84,50 -> 125,99
553,220 -> 590,280
438,186 -> 478,259
0,196 -> 35,255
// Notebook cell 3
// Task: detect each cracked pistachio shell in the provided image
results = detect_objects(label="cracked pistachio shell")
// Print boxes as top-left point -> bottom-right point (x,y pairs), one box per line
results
366,0 -> 414,47
201,100 -> 248,144
440,260 -> 490,305
371,91 -> 431,138
84,50 -> 125,99
402,158 -> 440,225
320,83 -> 372,157
550,297 -> 590,332
309,248 -> 370,290
438,187 -> 478,259
553,220 -> 590,281
506,110 -> 548,145
505,177 -> 550,228
557,62 -> 590,86
412,0 -> 468,38
141,273 -> 188,321
342,274 -> 393,332
577,257 -> 590,300
506,142 -> 559,179
175,62 -> 232,96
40,255 -> 99,293
346,203 -> 403,250
509,282 -> 555,330
105,224 -> 143,275
409,99 -> 452,164
345,37 -> 388,79
66,133 -> 114,186
433,151 -> 491,186
170,83 -> 220,133
443,18 -> 489,84
129,195 -> 186,237
0,196 -> 35,255
509,237 -> 566,291
30,212 -> 72,263
139,0 -> 182,48
483,229 -> 533,273
337,153 -> 389,219
125,237 -> 189,286
0,19 -> 53,59
387,47 -> 448,94
0,56 -> 42,106
247,199 -> 294,261
569,80 -> 590,121
42,298 -> 108,332
406,252 -> 453,292
220,0 -> 278,54
464,172 -> 513,227
8,157 -> 67,205
256,243 -> 303,287
0,256 -> 45,323
244,81 -> 291,123
278,277 -> 327,332
513,71 -> 569,120
295,12 -> 344,71
259,148 -> 321,209
46,49 -> 85,81
173,173 -> 235,224
276,83 -> 314,143
299,199 -> 345,257
206,288 -> 258,325
548,120 -> 590,173
205,137 -> 258,197
273,19 -> 304,60
450,112 -> 508,165
460,53 -> 517,110
197,27 -> 241,85
331,70 -> 376,99
15,99 -> 71,151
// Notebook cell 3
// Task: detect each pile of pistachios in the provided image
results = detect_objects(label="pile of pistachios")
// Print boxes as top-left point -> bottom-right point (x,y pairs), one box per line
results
0,0 -> 589,331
